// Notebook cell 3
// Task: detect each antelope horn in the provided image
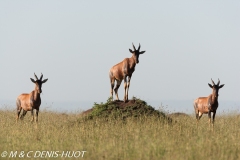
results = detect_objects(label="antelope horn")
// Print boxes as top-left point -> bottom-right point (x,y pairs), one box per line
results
217,78 -> 220,86
211,78 -> 215,85
138,43 -> 141,51
34,73 -> 38,80
132,43 -> 136,51
40,73 -> 43,81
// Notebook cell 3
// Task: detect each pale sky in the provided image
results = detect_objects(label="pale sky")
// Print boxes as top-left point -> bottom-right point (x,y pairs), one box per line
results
0,1 -> 239,112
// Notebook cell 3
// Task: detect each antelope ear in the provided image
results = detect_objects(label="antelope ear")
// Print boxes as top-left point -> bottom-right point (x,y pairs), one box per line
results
42,79 -> 48,83
219,84 -> 224,88
129,49 -> 134,53
30,78 -> 35,83
139,51 -> 145,54
208,83 -> 213,88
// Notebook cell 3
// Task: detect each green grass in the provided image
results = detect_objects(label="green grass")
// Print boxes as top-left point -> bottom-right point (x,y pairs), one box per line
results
0,99 -> 240,160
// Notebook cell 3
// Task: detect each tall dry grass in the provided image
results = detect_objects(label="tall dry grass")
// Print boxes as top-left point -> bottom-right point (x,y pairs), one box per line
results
0,109 -> 240,160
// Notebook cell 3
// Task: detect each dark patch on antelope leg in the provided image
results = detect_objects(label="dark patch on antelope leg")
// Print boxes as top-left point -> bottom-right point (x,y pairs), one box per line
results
16,99 -> 22,121
110,79 -> 115,100
195,113 -> 199,120
114,84 -> 120,100
212,111 -> 216,127
36,109 -> 39,122
20,110 -> 27,120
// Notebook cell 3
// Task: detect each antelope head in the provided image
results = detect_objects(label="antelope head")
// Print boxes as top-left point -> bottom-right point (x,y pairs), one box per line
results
208,79 -> 225,98
30,73 -> 48,94
129,43 -> 145,64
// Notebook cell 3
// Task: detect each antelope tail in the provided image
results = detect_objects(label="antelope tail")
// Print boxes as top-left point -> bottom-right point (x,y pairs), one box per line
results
109,70 -> 113,79
16,98 -> 21,110
193,102 -> 198,113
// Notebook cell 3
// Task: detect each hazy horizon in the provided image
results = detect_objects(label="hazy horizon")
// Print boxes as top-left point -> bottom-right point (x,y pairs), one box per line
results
1,98 -> 239,114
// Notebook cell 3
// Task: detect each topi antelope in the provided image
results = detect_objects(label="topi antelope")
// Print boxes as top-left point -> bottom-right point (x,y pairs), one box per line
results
194,79 -> 224,127
16,73 -> 48,122
109,43 -> 145,102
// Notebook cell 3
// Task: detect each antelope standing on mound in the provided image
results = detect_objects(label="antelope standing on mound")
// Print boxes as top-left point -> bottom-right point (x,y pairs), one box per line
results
16,73 -> 48,122
194,79 -> 224,127
109,43 -> 145,102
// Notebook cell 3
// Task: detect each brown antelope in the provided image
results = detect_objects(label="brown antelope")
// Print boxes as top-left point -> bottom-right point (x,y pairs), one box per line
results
109,43 -> 145,102
16,73 -> 48,122
194,79 -> 224,127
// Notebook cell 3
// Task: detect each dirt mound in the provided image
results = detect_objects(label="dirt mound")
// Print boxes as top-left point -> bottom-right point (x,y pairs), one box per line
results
81,98 -> 171,123
82,108 -> 93,115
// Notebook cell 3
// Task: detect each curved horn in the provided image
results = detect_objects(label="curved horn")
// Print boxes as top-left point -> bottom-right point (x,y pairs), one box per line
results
40,73 -> 43,81
211,78 -> 215,85
132,43 -> 136,51
217,78 -> 220,86
34,73 -> 38,80
138,43 -> 141,51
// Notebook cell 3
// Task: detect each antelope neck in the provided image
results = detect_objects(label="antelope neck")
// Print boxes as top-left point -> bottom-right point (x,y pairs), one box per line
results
33,87 -> 40,100
130,55 -> 137,66
211,93 -> 218,103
